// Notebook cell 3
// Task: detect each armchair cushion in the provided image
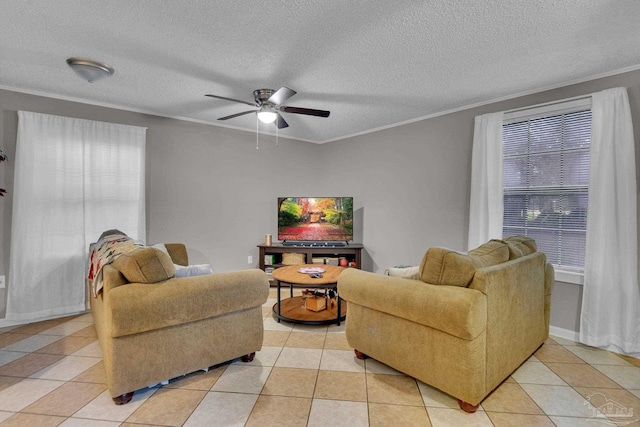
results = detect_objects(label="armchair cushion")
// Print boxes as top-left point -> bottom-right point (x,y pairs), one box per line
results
112,247 -> 175,284
419,240 -> 509,287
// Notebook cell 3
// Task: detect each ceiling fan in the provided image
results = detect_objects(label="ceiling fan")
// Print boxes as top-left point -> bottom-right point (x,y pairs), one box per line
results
205,87 -> 330,129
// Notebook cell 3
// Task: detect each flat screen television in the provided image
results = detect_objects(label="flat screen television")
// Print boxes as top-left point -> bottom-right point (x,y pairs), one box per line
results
278,197 -> 353,245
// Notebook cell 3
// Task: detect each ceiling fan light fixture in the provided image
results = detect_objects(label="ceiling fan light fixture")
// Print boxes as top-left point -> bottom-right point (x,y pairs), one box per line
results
257,106 -> 277,124
66,58 -> 114,83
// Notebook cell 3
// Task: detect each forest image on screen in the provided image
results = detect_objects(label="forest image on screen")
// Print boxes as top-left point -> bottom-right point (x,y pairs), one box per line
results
278,197 -> 353,242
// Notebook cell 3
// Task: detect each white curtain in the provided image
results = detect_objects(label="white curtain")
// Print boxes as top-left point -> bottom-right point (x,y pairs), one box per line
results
468,111 -> 504,250
7,111 -> 146,322
580,88 -> 639,356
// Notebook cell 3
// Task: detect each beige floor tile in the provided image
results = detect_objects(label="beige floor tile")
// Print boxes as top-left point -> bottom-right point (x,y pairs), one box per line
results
534,345 -> 585,363
8,319 -> 66,335
275,347 -> 322,370
519,384 -> 596,417
126,388 -> 207,426
69,325 -> 97,338
38,321 -> 92,337
70,340 -> 102,358
291,323 -> 328,333
34,336 -> 97,355
244,346 -> 282,367
546,362 -> 623,388
1,334 -> 62,353
263,317 -> 294,332
511,361 -> 567,385
0,333 -> 32,350
548,416 -> 608,426
0,351 -> 27,368
262,330 -> 290,347
73,388 -> 157,422
245,395 -> 312,427
417,381 -> 460,409
183,391 -> 257,427
285,332 -> 326,348
164,365 -> 226,390
481,382 -> 544,414
29,355 -> 101,381
367,373 -> 424,406
0,378 -> 65,412
548,335 -> 579,346
0,375 -> 23,392
574,386 -> 640,423
616,354 -> 640,367
566,345 -> 634,366
365,358 -> 403,375
70,360 -> 107,384
314,370 -> 367,402
62,419 -> 123,426
486,412 -> 555,426
0,353 -> 64,378
593,364 -> 640,390
262,305 -> 274,317
426,407 -> 494,427
22,381 -> 106,416
320,349 -> 365,373
262,367 -> 317,398
308,398 -> 369,427
0,412 -> 66,427
323,332 -> 351,350
211,364 -> 271,394
369,402 -> 432,427
0,411 -> 13,423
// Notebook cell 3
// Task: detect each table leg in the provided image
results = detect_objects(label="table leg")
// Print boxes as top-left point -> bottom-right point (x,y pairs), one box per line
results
277,280 -> 282,323
337,295 -> 341,326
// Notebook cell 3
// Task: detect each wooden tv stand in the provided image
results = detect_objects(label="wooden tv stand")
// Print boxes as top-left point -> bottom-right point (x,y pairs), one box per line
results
258,244 -> 363,282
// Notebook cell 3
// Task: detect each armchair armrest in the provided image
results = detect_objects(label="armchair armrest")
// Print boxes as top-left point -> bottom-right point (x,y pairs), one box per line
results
338,269 -> 486,340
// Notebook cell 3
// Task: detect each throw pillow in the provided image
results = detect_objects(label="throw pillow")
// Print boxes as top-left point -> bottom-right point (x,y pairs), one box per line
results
419,240 -> 509,287
174,263 -> 214,277
386,265 -> 420,280
112,247 -> 176,283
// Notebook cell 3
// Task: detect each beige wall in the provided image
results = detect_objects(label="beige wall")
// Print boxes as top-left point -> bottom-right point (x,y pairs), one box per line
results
0,68 -> 638,333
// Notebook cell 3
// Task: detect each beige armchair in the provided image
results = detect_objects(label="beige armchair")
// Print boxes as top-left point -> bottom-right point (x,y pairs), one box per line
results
338,237 -> 553,412
90,243 -> 269,404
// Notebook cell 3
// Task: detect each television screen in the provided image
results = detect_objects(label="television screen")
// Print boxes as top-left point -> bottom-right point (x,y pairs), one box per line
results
278,197 -> 353,243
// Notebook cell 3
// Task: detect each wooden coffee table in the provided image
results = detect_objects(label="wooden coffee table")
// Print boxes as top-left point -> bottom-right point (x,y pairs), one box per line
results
272,264 -> 347,325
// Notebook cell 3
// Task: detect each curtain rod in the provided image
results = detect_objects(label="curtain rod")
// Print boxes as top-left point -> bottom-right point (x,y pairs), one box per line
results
503,93 -> 592,116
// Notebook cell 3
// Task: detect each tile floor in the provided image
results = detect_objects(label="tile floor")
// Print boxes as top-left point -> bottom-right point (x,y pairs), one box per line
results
0,288 -> 638,426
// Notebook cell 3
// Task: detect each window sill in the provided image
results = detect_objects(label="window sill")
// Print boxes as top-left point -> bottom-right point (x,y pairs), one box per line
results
554,267 -> 584,285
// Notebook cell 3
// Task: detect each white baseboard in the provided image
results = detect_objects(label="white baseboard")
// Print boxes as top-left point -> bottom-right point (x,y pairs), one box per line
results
549,325 -> 580,343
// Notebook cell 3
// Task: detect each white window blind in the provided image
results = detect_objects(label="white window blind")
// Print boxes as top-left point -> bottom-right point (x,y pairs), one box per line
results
502,108 -> 591,270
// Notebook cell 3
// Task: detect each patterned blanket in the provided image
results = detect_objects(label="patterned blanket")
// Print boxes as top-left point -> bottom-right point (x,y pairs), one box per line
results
88,233 -> 144,297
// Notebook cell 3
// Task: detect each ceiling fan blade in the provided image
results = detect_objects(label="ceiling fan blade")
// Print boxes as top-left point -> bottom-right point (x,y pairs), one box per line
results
218,110 -> 256,120
269,87 -> 297,106
205,94 -> 256,107
275,113 -> 289,129
279,106 -> 330,118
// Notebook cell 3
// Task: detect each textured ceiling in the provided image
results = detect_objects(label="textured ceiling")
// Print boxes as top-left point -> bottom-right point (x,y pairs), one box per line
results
1,0 -> 639,143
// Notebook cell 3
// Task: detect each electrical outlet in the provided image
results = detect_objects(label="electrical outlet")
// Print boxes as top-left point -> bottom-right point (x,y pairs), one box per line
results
248,255 -> 253,265
0,275 -> 5,289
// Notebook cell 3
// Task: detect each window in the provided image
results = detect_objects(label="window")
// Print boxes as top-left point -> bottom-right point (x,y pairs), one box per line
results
502,103 -> 591,274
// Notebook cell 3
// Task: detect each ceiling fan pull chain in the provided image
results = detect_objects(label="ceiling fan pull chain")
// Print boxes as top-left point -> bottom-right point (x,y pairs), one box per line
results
256,115 -> 259,150
276,124 -> 279,147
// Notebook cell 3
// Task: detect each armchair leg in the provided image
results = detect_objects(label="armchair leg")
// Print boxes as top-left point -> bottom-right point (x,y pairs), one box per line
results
241,352 -> 256,362
354,349 -> 368,360
113,392 -> 134,405
457,399 -> 479,413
